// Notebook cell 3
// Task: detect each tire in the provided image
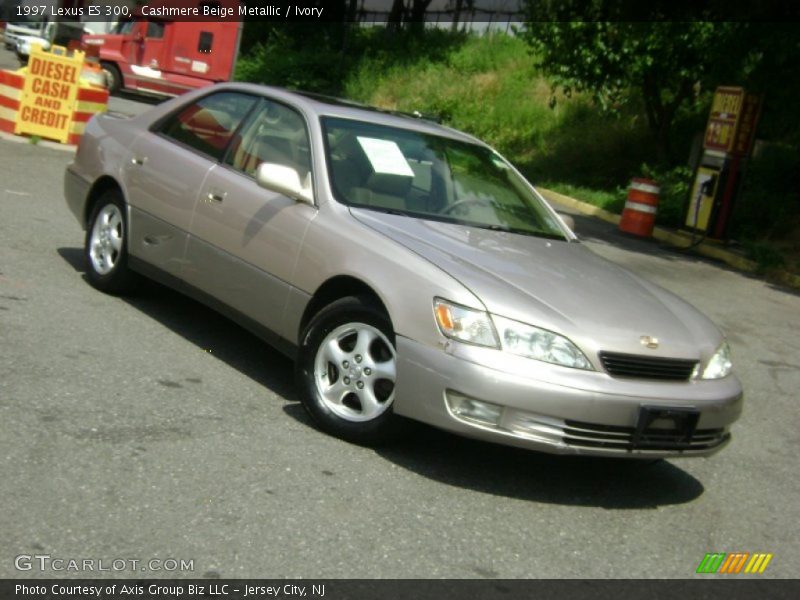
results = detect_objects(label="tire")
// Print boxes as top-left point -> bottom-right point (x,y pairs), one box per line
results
84,189 -> 137,295
296,296 -> 405,445
101,62 -> 122,94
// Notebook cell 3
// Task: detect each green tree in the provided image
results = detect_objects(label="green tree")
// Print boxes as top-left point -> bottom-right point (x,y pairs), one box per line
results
521,6 -> 750,163
387,0 -> 435,34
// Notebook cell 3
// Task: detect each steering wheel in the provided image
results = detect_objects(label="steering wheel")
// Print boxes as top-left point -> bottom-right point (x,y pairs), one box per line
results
442,196 -> 492,215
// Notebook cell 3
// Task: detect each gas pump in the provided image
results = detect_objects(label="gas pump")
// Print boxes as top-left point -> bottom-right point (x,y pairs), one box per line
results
686,167 -> 720,233
685,87 -> 761,240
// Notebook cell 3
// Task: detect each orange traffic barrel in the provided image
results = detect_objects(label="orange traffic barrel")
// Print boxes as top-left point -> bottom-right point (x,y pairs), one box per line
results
619,178 -> 660,237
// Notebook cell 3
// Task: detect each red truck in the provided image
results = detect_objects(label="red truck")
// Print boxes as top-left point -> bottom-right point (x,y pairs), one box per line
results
83,11 -> 242,97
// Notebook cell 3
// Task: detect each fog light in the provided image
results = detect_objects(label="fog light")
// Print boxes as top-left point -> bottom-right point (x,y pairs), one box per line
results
446,391 -> 503,427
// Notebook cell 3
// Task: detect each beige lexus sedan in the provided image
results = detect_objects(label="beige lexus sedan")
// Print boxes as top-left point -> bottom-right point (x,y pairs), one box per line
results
65,83 -> 743,458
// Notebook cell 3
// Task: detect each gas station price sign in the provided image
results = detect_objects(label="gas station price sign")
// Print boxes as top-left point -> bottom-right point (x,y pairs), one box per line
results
703,87 -> 744,153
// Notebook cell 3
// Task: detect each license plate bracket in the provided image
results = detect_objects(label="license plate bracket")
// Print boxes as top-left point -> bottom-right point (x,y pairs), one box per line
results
632,405 -> 700,449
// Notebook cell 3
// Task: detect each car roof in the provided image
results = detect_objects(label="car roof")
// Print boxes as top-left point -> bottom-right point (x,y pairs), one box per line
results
211,82 -> 486,146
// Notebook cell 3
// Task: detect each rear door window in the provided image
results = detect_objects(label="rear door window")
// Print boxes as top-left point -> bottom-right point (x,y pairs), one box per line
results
157,92 -> 257,161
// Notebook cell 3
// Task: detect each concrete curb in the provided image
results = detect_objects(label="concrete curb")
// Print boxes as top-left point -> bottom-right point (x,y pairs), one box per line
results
540,187 -> 800,290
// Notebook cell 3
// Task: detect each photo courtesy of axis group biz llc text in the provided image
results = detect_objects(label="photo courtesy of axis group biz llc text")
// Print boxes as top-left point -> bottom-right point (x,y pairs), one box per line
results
15,583 -> 326,597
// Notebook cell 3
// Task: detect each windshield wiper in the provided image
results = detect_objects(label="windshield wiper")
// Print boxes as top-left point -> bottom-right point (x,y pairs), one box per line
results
351,205 -> 409,218
470,223 -> 566,240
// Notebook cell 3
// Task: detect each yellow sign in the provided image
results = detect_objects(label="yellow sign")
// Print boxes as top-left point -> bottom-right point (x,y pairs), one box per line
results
703,87 -> 744,153
15,45 -> 84,144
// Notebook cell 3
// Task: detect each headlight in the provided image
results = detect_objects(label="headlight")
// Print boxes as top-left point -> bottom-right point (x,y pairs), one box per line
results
433,299 -> 499,348
493,315 -> 593,370
701,341 -> 733,379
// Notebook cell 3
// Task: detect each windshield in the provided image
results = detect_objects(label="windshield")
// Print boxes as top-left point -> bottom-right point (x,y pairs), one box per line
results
322,117 -> 566,239
112,20 -> 136,35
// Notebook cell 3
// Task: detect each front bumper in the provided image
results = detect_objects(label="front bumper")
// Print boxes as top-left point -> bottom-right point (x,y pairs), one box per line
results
393,337 -> 743,458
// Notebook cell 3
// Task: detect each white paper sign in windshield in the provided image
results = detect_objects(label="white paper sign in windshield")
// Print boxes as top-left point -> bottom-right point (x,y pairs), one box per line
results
356,137 -> 415,177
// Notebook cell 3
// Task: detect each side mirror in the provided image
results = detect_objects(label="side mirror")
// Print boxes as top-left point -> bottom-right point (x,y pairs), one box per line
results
255,163 -> 314,205
558,212 -> 576,232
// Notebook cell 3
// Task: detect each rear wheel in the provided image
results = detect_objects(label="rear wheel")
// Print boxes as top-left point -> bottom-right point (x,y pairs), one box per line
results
84,190 -> 137,294
296,296 -> 404,445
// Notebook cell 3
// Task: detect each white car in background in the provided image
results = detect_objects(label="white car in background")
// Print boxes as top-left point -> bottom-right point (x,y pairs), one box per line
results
13,21 -> 91,64
3,18 -> 46,50
15,33 -> 51,62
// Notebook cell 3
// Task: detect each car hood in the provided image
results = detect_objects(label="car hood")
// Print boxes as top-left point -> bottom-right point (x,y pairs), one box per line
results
351,208 -> 722,360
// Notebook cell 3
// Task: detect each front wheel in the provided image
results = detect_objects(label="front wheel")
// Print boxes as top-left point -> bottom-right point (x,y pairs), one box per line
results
296,296 -> 404,445
101,62 -> 122,94
84,190 -> 137,294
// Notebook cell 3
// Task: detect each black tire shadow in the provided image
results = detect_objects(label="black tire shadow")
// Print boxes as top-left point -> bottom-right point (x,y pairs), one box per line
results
281,403 -> 705,509
57,247 -> 85,272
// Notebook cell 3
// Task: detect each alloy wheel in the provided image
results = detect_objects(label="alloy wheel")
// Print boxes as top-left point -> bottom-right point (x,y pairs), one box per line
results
313,323 -> 397,422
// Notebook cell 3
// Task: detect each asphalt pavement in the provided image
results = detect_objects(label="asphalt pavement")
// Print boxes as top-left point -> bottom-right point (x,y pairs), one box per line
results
1,50 -> 799,579
0,42 -> 21,71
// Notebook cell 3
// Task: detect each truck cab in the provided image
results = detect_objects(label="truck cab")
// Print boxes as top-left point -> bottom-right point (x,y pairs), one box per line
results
83,17 -> 242,97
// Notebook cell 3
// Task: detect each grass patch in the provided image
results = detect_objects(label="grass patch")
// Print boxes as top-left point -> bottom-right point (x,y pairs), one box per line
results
345,33 -> 557,158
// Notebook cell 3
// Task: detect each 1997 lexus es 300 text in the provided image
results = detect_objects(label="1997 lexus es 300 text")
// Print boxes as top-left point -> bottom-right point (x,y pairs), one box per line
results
64,84 -> 743,458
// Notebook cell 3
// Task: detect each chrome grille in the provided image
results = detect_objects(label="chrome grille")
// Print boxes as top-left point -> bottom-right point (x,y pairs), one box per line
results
599,351 -> 697,381
563,419 -> 728,452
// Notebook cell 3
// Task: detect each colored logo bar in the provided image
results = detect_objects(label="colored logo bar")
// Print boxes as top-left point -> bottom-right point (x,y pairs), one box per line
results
696,553 -> 773,574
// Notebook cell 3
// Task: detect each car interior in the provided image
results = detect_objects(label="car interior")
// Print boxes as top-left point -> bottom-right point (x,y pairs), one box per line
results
329,131 -> 450,214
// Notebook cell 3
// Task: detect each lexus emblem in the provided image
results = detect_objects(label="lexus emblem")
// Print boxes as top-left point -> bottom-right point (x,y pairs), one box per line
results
640,335 -> 659,349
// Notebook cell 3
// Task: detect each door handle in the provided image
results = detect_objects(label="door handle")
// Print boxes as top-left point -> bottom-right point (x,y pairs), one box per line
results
131,156 -> 146,166
206,191 -> 225,203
